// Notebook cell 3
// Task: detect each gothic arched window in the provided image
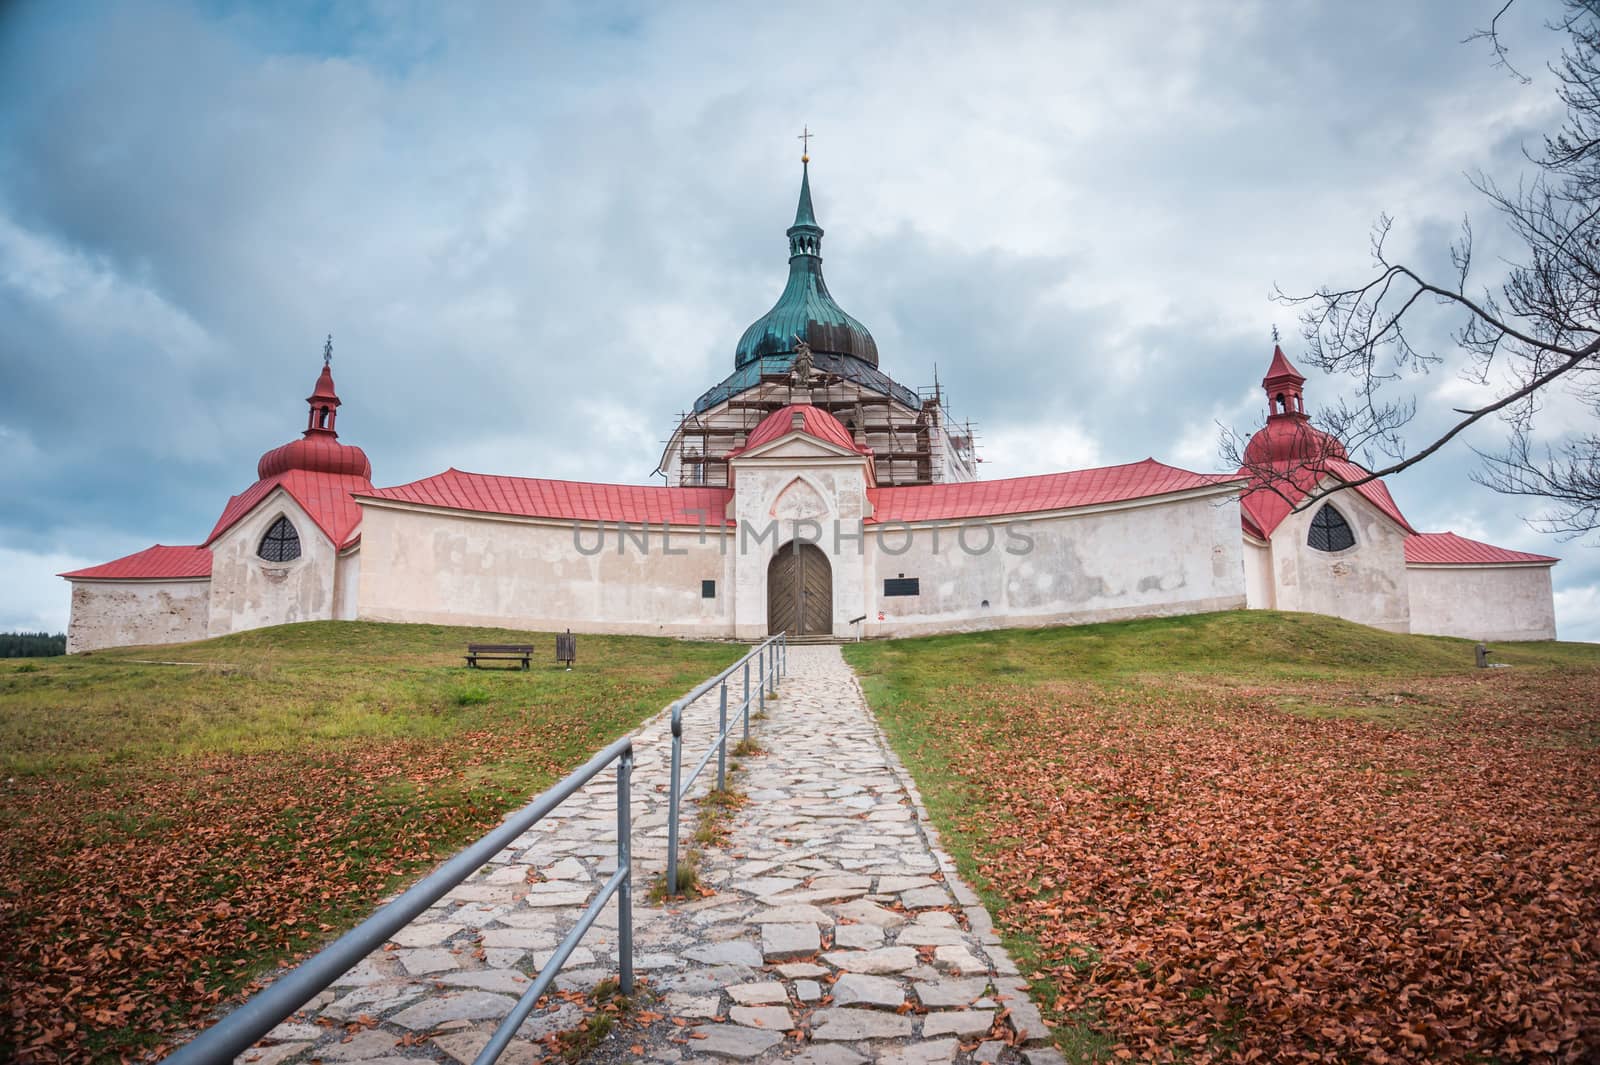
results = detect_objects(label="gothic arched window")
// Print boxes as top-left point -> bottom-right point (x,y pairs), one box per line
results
1307,504 -> 1355,552
259,516 -> 302,562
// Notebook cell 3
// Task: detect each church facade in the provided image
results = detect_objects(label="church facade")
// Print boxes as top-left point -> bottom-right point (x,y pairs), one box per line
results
61,165 -> 1559,652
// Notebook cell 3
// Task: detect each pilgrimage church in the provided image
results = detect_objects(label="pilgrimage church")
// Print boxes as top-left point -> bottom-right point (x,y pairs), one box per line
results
61,161 -> 1560,652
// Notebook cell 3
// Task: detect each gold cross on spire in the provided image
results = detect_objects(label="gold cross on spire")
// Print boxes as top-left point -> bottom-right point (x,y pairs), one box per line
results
798,125 -> 813,163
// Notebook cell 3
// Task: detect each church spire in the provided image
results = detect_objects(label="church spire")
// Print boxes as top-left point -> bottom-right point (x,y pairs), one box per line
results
306,335 -> 342,437
734,151 -> 878,370
788,157 -> 823,259
1261,340 -> 1307,420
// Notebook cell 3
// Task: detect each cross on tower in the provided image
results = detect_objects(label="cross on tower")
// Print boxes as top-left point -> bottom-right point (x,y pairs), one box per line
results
798,125 -> 813,162
323,334 -> 333,366
1271,324 -> 1280,345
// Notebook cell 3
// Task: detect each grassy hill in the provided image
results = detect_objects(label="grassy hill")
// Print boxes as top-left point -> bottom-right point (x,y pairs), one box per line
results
8,612 -> 1595,1063
843,611 -> 1600,1062
0,621 -> 741,1063
846,608 -> 1596,694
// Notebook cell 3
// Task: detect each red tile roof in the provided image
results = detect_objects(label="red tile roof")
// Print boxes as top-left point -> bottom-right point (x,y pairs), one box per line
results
206,469 -> 371,549
361,469 -> 736,525
730,404 -> 873,458
1405,531 -> 1558,566
868,459 -> 1239,522
1238,457 -> 1414,540
360,460 -> 1234,527
60,544 -> 212,580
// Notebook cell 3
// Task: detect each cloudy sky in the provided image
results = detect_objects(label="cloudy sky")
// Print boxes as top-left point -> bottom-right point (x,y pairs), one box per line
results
4,0 -> 1597,639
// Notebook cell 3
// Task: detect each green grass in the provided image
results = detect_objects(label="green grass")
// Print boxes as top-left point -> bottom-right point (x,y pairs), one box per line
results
0,620 -> 739,777
843,610 -> 1600,1060
845,610 -> 1596,698
0,620 -> 741,1063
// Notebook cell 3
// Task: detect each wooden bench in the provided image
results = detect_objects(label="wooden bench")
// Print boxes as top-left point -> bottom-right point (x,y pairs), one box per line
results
465,643 -> 534,670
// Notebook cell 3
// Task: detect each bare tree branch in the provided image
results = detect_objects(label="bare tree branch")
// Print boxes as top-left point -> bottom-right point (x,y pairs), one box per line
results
1232,1 -> 1600,539
1465,0 -> 1533,84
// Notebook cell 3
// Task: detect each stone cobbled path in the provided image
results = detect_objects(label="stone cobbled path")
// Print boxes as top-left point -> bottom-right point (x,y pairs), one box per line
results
240,646 -> 1062,1065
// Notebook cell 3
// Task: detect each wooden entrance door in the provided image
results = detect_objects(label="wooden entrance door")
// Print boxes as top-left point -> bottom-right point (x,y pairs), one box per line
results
767,542 -> 833,636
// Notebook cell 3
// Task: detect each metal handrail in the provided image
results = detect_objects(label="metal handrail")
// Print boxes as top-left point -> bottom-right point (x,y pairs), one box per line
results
163,738 -> 636,1065
665,632 -> 787,895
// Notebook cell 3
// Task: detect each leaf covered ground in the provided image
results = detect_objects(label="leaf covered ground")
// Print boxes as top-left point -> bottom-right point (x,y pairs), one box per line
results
845,611 -> 1600,1063
0,622 -> 739,1064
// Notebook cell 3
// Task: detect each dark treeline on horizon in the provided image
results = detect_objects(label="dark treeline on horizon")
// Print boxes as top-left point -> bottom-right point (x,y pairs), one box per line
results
2,632 -> 67,657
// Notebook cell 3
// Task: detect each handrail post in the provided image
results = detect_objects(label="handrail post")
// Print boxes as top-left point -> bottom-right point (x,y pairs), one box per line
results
666,702 -> 683,897
716,681 -> 727,793
616,747 -> 634,995
742,659 -> 751,740
768,639 -> 778,697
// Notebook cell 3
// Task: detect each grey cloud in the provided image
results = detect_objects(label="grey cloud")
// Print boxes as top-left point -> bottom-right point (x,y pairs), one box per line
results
1,0 -> 1595,639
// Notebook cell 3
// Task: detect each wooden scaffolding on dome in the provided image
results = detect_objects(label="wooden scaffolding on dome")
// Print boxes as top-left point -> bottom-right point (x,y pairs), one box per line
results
666,363 -> 979,489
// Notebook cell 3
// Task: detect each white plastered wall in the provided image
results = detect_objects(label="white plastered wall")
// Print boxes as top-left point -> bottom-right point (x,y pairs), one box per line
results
864,488 -> 1248,637
728,433 -> 872,640
355,504 -> 735,635
1242,538 -> 1274,609
66,577 -> 211,653
1267,489 -> 1411,633
207,488 -> 340,637
334,546 -> 361,621
1407,563 -> 1557,641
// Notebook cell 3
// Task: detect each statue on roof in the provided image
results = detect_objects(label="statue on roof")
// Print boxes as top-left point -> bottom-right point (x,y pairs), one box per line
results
792,337 -> 815,387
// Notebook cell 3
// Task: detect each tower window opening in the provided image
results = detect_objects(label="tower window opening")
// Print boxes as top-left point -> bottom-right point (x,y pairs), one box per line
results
1307,504 -> 1355,552
259,516 -> 302,562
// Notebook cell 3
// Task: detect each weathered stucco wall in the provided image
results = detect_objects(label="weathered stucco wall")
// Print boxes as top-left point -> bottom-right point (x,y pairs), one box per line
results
208,490 -> 339,637
1269,492 -> 1411,633
357,505 -> 735,635
863,490 -> 1247,637
355,463 -> 1249,640
66,578 -> 211,653
1242,539 -> 1274,609
1407,564 -> 1557,641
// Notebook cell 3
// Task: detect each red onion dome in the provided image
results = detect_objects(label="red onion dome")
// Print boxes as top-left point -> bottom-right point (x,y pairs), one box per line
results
257,352 -> 372,480
1242,416 -> 1347,468
258,435 -> 372,479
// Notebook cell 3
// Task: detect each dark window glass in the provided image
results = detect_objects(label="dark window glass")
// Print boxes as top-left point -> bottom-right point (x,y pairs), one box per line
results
702,579 -> 716,598
259,516 -> 302,562
884,577 -> 920,597
1307,505 -> 1355,552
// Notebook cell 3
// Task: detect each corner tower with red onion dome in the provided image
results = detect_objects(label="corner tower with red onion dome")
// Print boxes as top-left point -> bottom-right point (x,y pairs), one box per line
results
61,338 -> 375,651
1235,342 -> 1556,638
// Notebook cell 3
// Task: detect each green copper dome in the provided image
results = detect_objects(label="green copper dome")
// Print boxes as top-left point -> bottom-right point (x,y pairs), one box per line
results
734,161 -> 879,370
